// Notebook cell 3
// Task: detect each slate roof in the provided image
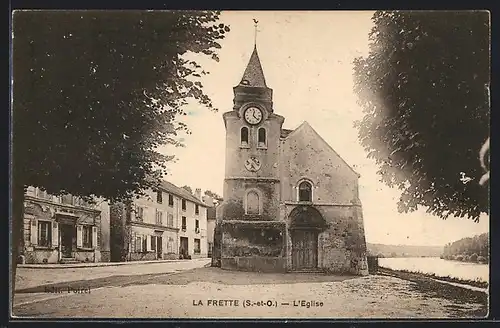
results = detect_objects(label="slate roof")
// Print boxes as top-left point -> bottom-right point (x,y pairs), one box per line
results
158,180 -> 209,207
239,46 -> 267,87
280,129 -> 294,138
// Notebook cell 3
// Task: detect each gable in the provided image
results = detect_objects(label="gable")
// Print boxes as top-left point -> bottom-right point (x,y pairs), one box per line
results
283,122 -> 360,178
280,122 -> 360,204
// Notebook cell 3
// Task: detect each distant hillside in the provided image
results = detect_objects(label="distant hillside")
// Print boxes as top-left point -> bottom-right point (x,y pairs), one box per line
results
442,232 -> 489,263
367,243 -> 443,258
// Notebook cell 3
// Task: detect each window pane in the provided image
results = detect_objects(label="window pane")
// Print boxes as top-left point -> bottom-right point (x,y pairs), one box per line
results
241,127 -> 249,144
258,128 -> 266,144
299,182 -> 312,201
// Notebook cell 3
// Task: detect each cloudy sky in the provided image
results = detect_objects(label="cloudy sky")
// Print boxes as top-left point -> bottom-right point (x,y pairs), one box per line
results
160,11 -> 489,246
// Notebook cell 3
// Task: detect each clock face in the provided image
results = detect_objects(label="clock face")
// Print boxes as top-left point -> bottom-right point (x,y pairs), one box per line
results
244,107 -> 263,125
244,156 -> 261,172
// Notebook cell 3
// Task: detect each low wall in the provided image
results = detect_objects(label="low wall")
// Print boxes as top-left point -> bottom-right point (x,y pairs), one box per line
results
220,220 -> 286,273
221,256 -> 286,273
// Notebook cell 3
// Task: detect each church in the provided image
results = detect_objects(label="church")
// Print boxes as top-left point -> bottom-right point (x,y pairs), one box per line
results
214,44 -> 369,275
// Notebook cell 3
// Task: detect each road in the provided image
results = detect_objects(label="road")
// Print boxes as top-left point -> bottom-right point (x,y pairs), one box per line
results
13,258 -> 210,310
12,260 -> 486,319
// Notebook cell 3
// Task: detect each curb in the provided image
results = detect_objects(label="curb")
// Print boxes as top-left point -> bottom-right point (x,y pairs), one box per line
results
18,258 -> 210,269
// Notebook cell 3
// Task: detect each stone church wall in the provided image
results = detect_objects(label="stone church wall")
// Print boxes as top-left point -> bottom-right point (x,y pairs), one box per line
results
283,204 -> 368,275
222,179 -> 280,221
220,220 -> 287,272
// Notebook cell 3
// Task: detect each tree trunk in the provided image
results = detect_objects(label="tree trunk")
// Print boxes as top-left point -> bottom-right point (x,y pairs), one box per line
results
11,182 -> 25,310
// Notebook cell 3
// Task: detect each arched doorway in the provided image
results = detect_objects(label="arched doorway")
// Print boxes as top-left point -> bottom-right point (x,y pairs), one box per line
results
288,206 -> 327,270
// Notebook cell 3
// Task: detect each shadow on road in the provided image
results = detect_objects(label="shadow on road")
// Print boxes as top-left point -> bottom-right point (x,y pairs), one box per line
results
16,267 -> 359,294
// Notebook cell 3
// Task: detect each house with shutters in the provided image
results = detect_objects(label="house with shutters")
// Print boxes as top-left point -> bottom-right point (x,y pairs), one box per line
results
21,186 -> 110,264
109,180 -> 210,262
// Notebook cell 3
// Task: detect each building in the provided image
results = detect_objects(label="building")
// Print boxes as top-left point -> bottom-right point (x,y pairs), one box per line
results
215,45 -> 369,275
109,181 -> 210,262
202,195 -> 217,258
21,186 -> 110,264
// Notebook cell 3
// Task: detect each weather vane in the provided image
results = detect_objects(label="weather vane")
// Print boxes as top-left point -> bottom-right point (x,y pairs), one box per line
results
253,19 -> 259,47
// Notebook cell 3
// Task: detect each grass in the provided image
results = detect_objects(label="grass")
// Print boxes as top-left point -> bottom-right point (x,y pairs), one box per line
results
379,266 -> 488,289
378,267 -> 488,317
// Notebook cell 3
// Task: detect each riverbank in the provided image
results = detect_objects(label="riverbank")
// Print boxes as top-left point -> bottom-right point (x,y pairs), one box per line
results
379,266 -> 488,289
378,267 -> 488,317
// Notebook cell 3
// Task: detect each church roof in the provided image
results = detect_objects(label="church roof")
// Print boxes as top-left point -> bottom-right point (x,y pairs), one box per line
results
239,46 -> 267,87
283,121 -> 361,178
280,129 -> 294,138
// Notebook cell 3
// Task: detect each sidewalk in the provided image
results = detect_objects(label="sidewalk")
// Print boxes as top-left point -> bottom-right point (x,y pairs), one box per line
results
19,258 -> 208,269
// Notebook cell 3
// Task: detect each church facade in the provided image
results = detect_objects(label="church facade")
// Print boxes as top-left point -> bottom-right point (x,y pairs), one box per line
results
216,46 -> 368,275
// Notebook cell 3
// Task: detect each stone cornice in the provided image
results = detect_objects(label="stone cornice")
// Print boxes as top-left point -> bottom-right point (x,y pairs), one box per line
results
225,177 -> 280,183
130,221 -> 179,232
283,201 -> 362,207
25,195 -> 101,214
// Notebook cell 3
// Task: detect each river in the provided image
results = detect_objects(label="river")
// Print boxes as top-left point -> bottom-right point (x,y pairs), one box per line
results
378,257 -> 489,283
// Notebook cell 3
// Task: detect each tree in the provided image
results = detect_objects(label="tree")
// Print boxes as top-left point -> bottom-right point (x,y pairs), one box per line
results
12,11 -> 229,297
181,186 -> 193,194
204,190 -> 223,202
353,11 -> 490,221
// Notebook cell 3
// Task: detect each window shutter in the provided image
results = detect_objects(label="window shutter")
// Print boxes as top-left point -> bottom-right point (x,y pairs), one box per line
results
76,225 -> 83,248
146,235 -> 152,252
52,222 -> 59,247
30,219 -> 38,245
134,205 -> 139,220
92,226 -> 98,249
137,235 -> 142,252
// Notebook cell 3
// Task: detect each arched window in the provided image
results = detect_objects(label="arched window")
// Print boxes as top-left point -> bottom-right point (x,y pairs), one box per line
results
298,181 -> 312,202
258,128 -> 266,146
241,127 -> 249,146
258,128 -> 266,147
246,191 -> 260,214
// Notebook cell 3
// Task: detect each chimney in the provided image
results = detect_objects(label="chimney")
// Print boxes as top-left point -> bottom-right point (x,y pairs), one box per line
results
194,188 -> 202,201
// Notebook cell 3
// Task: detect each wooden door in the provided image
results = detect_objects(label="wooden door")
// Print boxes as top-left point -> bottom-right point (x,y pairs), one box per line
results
60,224 -> 73,258
157,236 -> 163,259
292,230 -> 318,270
180,237 -> 189,258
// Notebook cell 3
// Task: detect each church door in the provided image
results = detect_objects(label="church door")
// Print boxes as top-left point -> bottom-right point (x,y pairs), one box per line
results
291,229 -> 318,270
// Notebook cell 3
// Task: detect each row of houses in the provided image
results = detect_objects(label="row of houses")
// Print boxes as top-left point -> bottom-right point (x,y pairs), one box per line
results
20,182 -> 217,264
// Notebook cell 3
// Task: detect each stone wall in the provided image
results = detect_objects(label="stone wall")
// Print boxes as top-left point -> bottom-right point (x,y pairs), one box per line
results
284,204 -> 368,275
220,220 -> 286,272
222,179 -> 281,221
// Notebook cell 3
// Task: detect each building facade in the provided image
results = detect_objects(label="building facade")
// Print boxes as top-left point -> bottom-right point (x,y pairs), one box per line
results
21,186 -> 110,264
202,195 -> 217,258
109,181 -> 209,262
216,46 -> 369,275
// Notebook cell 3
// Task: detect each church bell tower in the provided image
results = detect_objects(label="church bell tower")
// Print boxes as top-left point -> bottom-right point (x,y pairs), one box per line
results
221,44 -> 284,222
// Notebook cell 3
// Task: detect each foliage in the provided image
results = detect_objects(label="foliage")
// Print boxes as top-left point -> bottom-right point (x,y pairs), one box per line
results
181,185 -> 194,194
204,189 -> 223,201
353,11 -> 490,221
13,11 -> 229,201
442,232 -> 489,262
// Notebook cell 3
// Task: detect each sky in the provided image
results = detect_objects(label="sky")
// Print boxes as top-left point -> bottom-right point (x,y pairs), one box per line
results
159,11 -> 489,247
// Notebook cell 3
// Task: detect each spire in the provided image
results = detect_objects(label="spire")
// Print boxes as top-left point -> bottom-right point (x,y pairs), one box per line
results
239,19 -> 267,88
240,46 -> 267,87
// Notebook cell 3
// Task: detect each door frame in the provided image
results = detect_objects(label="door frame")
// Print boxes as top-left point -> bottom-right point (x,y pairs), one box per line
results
59,223 -> 75,258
